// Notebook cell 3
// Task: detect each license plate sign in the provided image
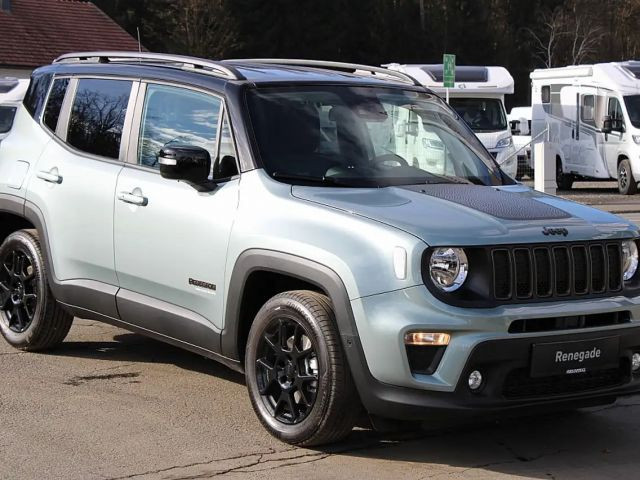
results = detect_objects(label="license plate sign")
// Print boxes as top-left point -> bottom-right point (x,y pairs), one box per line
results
530,336 -> 619,378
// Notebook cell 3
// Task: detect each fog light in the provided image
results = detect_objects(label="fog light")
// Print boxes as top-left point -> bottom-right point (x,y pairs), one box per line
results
468,370 -> 483,391
632,353 -> 640,372
404,332 -> 450,346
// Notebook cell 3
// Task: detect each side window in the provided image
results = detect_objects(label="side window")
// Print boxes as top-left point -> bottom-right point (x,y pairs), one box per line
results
581,95 -> 595,126
608,97 -> 625,131
23,72 -> 52,119
67,79 -> 132,159
212,114 -> 239,179
608,97 -> 623,120
541,86 -> 551,104
138,84 -> 221,169
43,78 -> 69,133
0,106 -> 17,134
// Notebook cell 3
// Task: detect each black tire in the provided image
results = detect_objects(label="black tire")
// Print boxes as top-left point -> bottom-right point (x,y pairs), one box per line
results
0,229 -> 73,351
618,158 -> 638,195
245,290 -> 360,446
556,158 -> 574,190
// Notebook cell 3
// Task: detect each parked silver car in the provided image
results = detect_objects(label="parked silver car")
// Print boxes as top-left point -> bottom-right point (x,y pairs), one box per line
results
1,53 -> 639,446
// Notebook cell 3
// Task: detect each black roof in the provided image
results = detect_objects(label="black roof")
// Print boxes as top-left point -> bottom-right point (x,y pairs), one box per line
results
38,59 -> 418,95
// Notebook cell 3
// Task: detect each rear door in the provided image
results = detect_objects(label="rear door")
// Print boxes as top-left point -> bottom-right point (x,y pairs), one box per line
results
27,77 -> 138,289
113,82 -> 240,346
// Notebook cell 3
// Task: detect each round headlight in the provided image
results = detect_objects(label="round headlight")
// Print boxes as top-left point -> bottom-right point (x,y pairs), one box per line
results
622,240 -> 638,281
429,247 -> 468,292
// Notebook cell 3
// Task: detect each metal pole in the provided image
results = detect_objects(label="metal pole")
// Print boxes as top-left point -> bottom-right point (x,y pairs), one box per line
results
446,88 -> 449,104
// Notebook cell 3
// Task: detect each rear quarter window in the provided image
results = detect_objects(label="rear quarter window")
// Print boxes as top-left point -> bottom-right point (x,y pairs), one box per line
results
23,72 -> 52,119
43,78 -> 69,133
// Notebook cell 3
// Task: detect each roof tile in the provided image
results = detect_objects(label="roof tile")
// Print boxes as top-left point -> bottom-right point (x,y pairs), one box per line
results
0,0 -> 142,68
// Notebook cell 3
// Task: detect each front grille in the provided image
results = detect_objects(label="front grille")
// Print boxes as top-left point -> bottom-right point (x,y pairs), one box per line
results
491,242 -> 623,302
503,363 -> 628,399
508,311 -> 631,334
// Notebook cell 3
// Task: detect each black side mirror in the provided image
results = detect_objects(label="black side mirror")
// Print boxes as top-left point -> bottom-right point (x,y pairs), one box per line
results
158,145 -> 213,191
602,115 -> 613,134
509,120 -> 520,136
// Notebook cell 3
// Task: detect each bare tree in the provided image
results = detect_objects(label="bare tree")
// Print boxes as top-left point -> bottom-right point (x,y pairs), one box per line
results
526,8 -> 566,68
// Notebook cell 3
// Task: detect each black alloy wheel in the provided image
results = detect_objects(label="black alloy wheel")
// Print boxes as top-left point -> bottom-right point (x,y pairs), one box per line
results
245,290 -> 360,446
255,317 -> 319,425
0,230 -> 73,351
0,248 -> 38,333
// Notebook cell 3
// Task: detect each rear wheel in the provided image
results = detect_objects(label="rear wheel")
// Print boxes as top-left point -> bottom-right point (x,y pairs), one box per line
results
0,230 -> 73,350
556,158 -> 574,190
618,158 -> 638,195
245,290 -> 360,446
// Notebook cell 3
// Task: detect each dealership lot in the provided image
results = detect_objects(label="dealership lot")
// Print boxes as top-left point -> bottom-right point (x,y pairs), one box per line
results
1,183 -> 639,480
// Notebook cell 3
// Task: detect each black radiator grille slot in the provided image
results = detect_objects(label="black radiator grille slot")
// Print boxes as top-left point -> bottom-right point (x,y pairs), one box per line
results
508,310 -> 631,333
503,363 -> 628,399
491,241 -> 623,302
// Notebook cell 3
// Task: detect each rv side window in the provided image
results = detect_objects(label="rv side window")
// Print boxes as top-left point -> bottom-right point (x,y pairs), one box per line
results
581,95 -> 595,126
541,86 -> 550,104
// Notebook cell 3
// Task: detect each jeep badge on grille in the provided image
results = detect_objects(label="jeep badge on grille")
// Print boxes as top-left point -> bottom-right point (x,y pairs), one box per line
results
542,227 -> 569,236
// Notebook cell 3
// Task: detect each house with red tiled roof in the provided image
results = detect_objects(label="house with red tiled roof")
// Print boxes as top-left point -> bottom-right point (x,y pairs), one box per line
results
0,0 -> 142,78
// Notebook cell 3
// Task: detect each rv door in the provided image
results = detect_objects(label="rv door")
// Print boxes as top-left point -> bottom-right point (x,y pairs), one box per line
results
602,96 -> 625,178
575,87 -> 606,177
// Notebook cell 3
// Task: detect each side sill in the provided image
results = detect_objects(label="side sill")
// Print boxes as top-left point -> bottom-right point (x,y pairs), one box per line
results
59,301 -> 243,373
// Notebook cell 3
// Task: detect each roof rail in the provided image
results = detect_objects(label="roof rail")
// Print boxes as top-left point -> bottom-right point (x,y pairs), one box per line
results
53,51 -> 245,81
227,58 -> 420,86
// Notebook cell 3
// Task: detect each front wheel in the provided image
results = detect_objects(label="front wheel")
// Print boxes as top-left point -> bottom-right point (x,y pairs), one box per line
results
0,230 -> 73,350
245,290 -> 360,446
556,158 -> 574,190
618,158 -> 638,195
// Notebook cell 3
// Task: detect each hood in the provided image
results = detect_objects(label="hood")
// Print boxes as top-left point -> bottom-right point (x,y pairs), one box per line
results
475,131 -> 510,150
291,183 -> 637,246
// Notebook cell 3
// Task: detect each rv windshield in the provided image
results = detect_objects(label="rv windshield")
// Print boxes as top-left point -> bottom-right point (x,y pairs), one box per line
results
448,98 -> 507,133
0,105 -> 17,134
624,95 -> 640,128
247,86 -> 508,188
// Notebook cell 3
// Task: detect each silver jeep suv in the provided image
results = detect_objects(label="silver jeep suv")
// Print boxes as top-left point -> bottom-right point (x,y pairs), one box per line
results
1,52 -> 640,446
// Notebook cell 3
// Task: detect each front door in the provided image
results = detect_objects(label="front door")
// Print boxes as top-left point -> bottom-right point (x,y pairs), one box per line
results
113,82 -> 240,348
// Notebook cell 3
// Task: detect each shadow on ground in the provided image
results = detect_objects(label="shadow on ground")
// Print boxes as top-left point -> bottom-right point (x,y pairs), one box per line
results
43,327 -> 640,479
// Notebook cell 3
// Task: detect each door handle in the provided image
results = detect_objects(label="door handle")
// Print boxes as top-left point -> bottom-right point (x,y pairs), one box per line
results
36,171 -> 62,184
117,191 -> 148,206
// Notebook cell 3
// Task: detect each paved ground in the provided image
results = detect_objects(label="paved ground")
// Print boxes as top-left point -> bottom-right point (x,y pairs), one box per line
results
1,182 -> 640,480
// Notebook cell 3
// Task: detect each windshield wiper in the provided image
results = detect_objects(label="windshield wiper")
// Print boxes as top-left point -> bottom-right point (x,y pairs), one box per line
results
423,173 -> 473,185
272,172 -> 358,186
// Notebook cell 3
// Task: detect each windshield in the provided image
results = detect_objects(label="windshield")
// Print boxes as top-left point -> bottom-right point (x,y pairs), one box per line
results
448,98 -> 507,132
246,86 -> 506,188
0,105 -> 17,134
624,95 -> 640,129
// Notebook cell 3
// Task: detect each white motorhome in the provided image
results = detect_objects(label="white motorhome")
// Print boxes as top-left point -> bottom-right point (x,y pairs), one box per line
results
385,63 -> 517,177
508,106 -> 532,178
531,62 -> 640,194
0,78 -> 29,142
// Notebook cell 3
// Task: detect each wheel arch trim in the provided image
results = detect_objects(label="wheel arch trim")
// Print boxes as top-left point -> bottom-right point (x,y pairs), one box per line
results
221,249 -> 360,362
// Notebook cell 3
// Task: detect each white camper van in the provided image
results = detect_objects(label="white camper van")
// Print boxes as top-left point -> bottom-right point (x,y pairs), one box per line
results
508,106 -> 532,178
385,64 -> 517,177
531,62 -> 640,194
0,78 -> 29,142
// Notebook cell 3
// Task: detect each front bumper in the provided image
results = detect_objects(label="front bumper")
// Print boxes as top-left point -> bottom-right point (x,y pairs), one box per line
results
347,324 -> 640,420
347,286 -> 640,419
